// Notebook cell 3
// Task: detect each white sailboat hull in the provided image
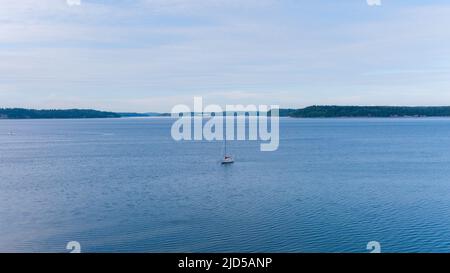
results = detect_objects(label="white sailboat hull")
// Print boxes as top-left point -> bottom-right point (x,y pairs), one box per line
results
222,137 -> 234,164
221,157 -> 234,164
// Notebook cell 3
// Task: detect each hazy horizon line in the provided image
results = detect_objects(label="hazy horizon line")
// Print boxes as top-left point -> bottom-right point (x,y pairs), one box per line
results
4,104 -> 450,114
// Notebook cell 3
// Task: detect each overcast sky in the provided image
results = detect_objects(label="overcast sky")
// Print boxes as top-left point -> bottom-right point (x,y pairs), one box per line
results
1,0 -> 450,112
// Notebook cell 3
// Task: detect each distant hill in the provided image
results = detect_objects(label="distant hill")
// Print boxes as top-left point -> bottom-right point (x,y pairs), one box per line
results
0,108 -> 120,119
0,108 -> 169,119
116,112 -> 151,117
145,112 -> 170,116
287,106 -> 450,118
2,106 -> 450,119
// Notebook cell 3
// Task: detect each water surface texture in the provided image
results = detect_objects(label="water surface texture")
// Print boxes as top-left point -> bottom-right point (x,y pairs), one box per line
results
1,118 -> 450,253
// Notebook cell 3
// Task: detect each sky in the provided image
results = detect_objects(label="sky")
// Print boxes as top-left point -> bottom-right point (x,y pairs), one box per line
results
1,0 -> 450,112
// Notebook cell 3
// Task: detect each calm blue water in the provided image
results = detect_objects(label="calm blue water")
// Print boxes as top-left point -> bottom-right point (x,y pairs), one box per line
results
1,117 -> 450,253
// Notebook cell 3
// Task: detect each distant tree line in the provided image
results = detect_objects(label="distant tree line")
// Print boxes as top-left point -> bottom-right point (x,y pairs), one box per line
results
0,108 -> 120,119
285,106 -> 450,118
2,106 -> 450,119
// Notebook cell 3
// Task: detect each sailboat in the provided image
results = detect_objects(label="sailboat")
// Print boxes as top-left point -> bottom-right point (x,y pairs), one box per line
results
221,136 -> 234,164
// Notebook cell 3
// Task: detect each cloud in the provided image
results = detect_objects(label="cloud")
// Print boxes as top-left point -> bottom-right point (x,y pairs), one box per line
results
1,1 -> 450,111
140,0 -> 276,14
366,0 -> 381,6
66,0 -> 81,6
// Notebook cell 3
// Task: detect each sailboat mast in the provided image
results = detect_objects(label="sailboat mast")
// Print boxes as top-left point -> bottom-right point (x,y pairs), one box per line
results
224,136 -> 227,156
